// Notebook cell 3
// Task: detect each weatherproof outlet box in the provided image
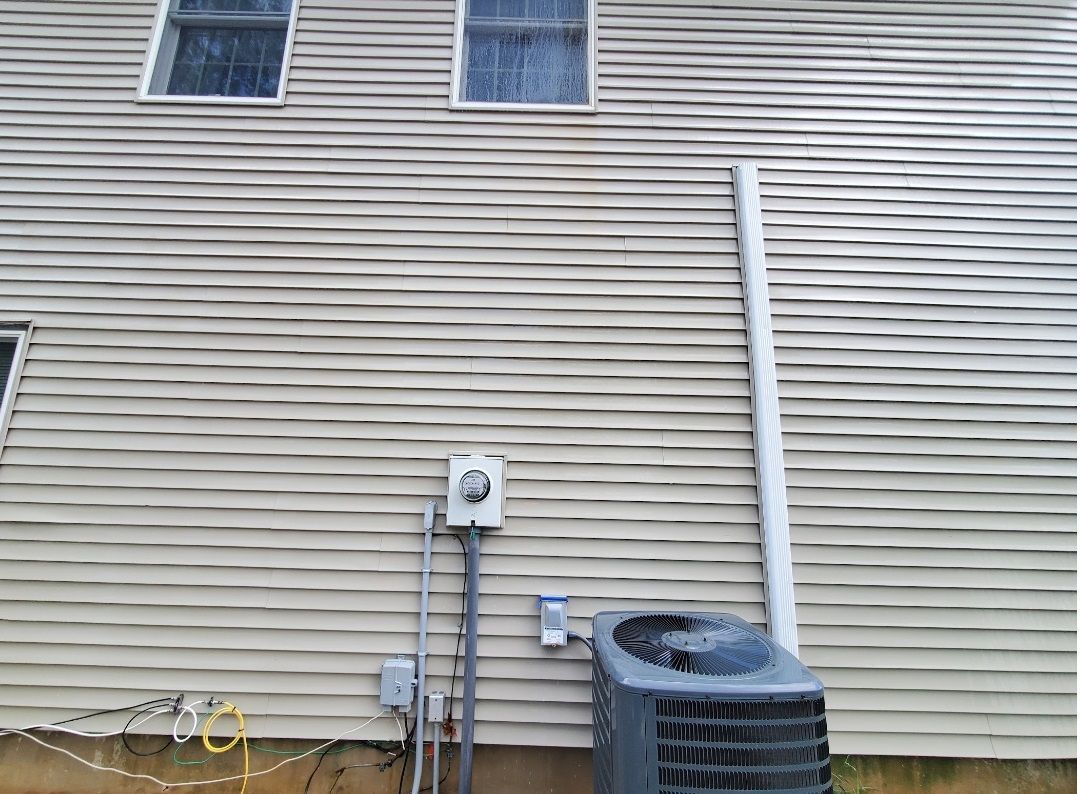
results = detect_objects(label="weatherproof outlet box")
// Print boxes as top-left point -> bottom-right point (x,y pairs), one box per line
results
447,454 -> 506,528
538,594 -> 569,647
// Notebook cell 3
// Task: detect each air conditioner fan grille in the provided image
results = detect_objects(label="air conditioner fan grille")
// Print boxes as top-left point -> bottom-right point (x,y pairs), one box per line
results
612,613 -> 771,676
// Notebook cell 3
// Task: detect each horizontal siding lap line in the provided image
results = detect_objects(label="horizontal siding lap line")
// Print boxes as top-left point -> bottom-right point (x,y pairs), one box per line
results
0,538 -> 1072,572
16,344 -> 1077,372
0,595 -> 1069,634
3,104 -> 1078,125
4,113 -> 1079,133
0,192 -> 1076,225
4,440 -> 1073,473
4,282 -> 1076,307
9,408 -> 1078,443
15,332 -> 1077,358
0,153 -> 1073,183
1,251 -> 1074,277
6,234 -> 1076,263
2,138 -> 1078,162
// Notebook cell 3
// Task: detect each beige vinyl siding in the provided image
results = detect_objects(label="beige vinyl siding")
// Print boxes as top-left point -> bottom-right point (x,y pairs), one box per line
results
749,0 -> 1078,758
0,0 -> 762,753
0,0 -> 1075,759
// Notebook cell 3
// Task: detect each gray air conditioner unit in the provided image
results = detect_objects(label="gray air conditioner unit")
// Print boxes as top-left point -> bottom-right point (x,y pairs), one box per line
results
592,611 -> 832,794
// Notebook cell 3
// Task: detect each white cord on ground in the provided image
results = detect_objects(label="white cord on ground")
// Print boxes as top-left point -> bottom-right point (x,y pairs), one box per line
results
1,711 -> 391,789
0,709 -> 174,739
393,708 -> 406,751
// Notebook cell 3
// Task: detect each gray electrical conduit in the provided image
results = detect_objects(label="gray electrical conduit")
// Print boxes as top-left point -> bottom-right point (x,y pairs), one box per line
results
432,722 -> 441,794
410,501 -> 436,794
457,524 -> 480,794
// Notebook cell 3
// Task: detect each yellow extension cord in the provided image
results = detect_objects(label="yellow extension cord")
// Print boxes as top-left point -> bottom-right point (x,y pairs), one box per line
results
201,701 -> 249,794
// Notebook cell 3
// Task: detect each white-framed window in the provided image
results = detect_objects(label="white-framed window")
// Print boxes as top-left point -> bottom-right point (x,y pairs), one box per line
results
139,0 -> 300,104
0,324 -> 30,454
451,0 -> 597,111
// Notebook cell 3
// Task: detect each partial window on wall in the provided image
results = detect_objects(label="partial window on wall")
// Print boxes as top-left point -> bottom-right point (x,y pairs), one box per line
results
452,0 -> 595,109
140,0 -> 299,102
0,326 -> 29,452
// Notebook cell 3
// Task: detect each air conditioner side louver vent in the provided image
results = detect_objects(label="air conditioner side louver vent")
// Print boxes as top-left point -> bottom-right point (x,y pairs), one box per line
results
653,695 -> 831,793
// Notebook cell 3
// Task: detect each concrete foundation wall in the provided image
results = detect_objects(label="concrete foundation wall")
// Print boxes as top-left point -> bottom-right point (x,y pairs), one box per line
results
0,732 -> 1073,794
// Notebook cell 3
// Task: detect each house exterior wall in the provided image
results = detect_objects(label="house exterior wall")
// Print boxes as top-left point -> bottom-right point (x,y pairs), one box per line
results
0,0 -> 1075,761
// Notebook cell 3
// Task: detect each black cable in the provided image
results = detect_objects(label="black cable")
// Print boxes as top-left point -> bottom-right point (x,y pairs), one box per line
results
400,534 -> 466,794
328,733 -> 409,794
328,768 -> 347,794
396,714 -> 413,794
49,697 -> 176,728
567,631 -> 594,654
392,530 -> 468,794
386,713 -> 414,772
327,761 -> 380,794
397,714 -> 453,794
446,532 -> 468,726
419,742 -> 453,793
120,704 -> 174,757
304,740 -> 338,794
309,735 -> 399,794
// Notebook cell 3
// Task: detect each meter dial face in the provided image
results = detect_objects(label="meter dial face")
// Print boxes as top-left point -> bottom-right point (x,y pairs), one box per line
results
459,469 -> 491,502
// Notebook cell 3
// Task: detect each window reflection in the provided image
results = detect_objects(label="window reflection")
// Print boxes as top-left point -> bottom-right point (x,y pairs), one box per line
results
462,0 -> 589,104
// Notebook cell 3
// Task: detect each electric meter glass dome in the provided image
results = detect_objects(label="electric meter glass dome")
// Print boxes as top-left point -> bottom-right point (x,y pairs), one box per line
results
459,469 -> 491,502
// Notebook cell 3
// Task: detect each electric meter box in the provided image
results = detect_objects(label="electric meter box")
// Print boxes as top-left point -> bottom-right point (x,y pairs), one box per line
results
447,454 -> 506,529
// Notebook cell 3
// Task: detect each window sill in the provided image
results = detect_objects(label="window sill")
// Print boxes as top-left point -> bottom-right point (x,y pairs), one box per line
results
135,93 -> 285,106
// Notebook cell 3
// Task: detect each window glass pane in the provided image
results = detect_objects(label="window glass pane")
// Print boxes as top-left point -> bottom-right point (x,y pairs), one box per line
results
175,28 -> 210,62
199,62 -> 230,95
468,69 -> 497,102
466,0 -> 583,20
178,0 -> 232,11
178,0 -> 290,13
470,0 -> 498,17
497,37 -> 525,71
0,338 -> 18,397
256,66 -> 280,97
499,0 -> 529,19
264,31 -> 286,65
204,29 -> 234,62
167,26 -> 286,97
463,0 -> 588,105
467,35 -> 498,72
235,28 -> 265,63
228,64 -> 259,96
166,62 -> 200,94
558,0 -> 586,19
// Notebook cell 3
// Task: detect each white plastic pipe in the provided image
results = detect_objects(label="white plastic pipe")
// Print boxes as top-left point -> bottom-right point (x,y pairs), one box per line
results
732,163 -> 799,656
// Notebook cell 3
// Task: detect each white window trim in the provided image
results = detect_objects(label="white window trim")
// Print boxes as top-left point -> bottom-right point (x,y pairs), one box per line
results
0,323 -> 31,455
450,0 -> 597,112
137,0 -> 301,106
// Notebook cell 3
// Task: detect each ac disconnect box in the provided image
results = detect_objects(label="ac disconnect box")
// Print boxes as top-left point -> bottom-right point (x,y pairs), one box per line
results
380,656 -> 415,708
447,454 -> 506,529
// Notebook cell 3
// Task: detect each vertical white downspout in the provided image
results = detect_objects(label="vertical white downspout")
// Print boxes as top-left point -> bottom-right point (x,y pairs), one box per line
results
732,163 -> 799,656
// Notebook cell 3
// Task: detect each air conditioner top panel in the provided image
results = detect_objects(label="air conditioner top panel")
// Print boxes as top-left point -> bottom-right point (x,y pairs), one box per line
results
593,611 -> 825,699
